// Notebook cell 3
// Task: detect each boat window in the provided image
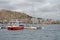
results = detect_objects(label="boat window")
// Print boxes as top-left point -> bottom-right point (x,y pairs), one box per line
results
19,25 -> 23,26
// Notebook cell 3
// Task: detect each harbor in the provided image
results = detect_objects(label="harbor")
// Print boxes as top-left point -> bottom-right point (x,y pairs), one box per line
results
0,0 -> 60,40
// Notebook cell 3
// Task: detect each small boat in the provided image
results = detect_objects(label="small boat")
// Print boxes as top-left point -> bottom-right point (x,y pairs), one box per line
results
24,26 -> 37,30
7,19 -> 24,30
7,25 -> 24,30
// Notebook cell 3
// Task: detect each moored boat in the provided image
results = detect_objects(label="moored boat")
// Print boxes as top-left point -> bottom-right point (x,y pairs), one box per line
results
24,26 -> 37,30
7,26 -> 24,30
7,19 -> 25,30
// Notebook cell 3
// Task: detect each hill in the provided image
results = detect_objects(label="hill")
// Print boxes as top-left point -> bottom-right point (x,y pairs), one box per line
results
0,9 -> 32,22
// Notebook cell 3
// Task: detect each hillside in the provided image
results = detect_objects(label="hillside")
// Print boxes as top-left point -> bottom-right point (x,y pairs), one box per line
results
0,9 -> 32,22
0,9 -> 58,24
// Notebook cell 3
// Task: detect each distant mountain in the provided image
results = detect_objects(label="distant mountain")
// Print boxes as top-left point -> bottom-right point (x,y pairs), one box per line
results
0,9 -> 32,22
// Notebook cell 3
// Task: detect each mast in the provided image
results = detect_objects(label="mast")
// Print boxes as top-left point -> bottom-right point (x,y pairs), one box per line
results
32,2 -> 38,27
32,2 -> 35,26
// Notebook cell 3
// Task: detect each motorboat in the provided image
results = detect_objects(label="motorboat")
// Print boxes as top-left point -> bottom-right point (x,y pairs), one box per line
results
7,19 -> 24,30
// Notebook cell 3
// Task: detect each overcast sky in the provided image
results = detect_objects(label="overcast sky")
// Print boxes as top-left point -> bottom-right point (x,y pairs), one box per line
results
0,0 -> 60,20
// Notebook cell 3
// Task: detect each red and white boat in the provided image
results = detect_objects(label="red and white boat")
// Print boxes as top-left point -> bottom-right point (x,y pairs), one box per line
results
7,25 -> 24,30
7,19 -> 24,30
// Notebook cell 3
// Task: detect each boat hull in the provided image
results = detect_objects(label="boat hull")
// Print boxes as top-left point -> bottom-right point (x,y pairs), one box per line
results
7,26 -> 24,30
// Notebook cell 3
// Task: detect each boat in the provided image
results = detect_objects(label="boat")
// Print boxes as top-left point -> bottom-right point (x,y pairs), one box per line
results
24,26 -> 38,30
7,19 -> 24,30
7,25 -> 24,30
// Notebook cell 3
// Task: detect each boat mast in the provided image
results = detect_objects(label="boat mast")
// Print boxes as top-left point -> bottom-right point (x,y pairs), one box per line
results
32,2 -> 35,26
32,2 -> 38,26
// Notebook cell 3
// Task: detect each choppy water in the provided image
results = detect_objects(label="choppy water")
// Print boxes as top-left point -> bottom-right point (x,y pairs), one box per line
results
0,24 -> 60,40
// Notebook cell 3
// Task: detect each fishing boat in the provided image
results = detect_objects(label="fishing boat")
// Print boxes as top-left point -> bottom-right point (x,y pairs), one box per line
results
7,25 -> 24,30
7,19 -> 24,30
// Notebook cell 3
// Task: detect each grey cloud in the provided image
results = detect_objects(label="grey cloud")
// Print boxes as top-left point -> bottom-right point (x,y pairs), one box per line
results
37,3 -> 60,13
48,0 -> 60,4
0,1 -> 8,4
14,3 -> 32,7
27,0 -> 47,3
0,4 -> 14,10
0,0 -> 15,10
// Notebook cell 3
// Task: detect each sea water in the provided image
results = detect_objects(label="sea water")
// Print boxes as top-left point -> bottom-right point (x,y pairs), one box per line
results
0,24 -> 60,40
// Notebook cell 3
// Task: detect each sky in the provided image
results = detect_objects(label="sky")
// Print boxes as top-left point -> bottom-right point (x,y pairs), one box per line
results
0,0 -> 60,20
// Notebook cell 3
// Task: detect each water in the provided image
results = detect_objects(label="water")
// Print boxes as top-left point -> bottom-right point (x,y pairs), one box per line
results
0,24 -> 60,40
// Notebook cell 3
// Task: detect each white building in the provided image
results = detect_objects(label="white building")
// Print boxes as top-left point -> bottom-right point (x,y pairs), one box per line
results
31,17 -> 38,24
